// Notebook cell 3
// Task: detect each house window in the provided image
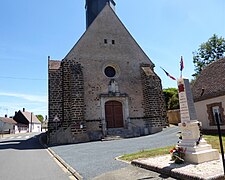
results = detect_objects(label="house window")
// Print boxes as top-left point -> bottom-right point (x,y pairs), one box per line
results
104,39 -> 107,44
112,40 -> 115,44
207,102 -> 225,126
212,106 -> 222,124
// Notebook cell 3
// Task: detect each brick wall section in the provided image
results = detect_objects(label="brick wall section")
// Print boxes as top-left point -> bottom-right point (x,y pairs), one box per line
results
62,60 -> 86,134
48,60 -> 63,133
140,64 -> 167,127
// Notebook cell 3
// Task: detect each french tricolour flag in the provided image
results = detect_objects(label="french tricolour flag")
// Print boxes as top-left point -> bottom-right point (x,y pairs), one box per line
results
160,67 -> 176,81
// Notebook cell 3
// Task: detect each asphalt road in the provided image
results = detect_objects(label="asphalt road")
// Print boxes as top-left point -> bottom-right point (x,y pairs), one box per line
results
0,133 -> 73,180
50,126 -> 179,180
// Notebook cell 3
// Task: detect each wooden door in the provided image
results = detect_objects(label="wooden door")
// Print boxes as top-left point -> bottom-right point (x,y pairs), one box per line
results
105,101 -> 123,128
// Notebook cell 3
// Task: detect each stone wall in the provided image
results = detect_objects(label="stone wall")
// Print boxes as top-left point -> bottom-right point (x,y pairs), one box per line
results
48,60 -> 103,144
48,60 -> 63,133
167,109 -> 181,125
62,60 -> 86,135
140,64 -> 167,131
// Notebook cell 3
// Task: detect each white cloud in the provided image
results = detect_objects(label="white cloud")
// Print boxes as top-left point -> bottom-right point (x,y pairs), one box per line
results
0,93 -> 48,117
0,92 -> 47,103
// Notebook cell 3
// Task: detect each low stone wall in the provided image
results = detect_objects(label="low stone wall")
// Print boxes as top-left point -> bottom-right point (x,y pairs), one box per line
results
167,109 -> 180,125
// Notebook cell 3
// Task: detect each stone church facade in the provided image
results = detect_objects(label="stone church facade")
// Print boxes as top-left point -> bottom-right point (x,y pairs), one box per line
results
48,0 -> 166,144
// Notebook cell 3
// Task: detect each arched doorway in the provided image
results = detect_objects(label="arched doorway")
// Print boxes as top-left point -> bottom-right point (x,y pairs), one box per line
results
105,101 -> 123,128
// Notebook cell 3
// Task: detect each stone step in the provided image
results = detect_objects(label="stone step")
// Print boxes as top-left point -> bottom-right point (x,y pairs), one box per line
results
107,128 -> 135,138
184,149 -> 219,164
102,135 -> 123,141
184,144 -> 213,153
178,138 -> 208,147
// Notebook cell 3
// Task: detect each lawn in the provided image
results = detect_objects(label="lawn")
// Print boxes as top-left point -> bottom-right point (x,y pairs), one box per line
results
204,134 -> 225,152
119,134 -> 225,162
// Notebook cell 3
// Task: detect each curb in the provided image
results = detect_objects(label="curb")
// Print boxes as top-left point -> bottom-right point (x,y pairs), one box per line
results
131,160 -> 225,180
114,155 -> 131,164
39,133 -> 83,180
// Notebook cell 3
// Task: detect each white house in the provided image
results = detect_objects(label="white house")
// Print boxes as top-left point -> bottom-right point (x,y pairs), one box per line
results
0,115 -> 17,134
13,108 -> 42,133
192,57 -> 225,133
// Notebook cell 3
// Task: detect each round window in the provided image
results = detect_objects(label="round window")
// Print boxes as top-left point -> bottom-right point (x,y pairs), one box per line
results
104,66 -> 116,77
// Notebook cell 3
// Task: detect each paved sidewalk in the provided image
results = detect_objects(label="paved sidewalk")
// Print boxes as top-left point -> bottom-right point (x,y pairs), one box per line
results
92,165 -> 176,180
132,155 -> 225,180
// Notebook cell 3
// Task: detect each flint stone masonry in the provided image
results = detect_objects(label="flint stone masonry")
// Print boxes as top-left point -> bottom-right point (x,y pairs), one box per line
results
48,4 -> 166,144
140,64 -> 167,130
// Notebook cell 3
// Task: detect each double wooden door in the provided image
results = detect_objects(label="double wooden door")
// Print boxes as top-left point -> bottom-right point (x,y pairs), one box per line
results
105,101 -> 123,128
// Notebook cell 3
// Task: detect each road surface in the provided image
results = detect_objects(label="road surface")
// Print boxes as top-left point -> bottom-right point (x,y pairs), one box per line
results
50,126 -> 179,179
0,133 -> 74,180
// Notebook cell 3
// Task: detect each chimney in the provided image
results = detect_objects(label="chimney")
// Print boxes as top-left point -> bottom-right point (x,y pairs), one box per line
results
23,108 -> 25,112
85,0 -> 116,29
15,111 -> 17,116
5,114 -> 7,118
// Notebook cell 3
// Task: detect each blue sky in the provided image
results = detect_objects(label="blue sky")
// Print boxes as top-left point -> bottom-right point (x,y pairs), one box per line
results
0,0 -> 225,117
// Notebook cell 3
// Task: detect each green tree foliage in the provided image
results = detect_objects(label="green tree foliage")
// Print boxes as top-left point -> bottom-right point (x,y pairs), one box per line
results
163,88 -> 179,110
192,34 -> 225,78
36,115 -> 44,123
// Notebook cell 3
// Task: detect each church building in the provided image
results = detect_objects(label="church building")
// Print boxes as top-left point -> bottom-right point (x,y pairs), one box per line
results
48,0 -> 166,144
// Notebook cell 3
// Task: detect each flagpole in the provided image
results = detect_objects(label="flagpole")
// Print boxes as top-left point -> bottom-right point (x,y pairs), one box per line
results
180,56 -> 184,78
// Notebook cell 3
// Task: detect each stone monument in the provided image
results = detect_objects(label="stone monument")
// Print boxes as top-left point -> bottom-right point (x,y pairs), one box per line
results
177,78 -> 219,163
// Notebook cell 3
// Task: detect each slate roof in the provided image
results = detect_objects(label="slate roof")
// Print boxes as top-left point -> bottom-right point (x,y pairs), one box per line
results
0,117 -> 17,124
192,57 -> 225,102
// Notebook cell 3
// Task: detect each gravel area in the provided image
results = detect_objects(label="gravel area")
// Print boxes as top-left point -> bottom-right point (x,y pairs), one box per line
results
50,126 -> 179,179
132,155 -> 225,180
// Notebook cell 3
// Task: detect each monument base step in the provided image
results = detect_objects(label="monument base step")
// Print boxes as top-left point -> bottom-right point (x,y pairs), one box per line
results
184,149 -> 219,164
178,139 -> 213,152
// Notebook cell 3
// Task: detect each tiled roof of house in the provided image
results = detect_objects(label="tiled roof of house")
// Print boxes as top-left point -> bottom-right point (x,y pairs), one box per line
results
21,111 -> 41,124
192,57 -> 225,102
0,117 -> 17,124
49,60 -> 61,70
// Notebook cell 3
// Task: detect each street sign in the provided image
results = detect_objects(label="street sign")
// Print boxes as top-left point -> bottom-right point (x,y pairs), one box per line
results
53,115 -> 60,122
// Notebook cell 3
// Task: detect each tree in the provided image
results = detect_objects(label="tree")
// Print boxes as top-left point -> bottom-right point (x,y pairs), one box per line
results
192,34 -> 225,78
163,88 -> 179,110
36,115 -> 44,123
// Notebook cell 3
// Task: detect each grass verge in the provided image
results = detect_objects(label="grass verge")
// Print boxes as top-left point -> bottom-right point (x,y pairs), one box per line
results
204,134 -> 225,153
119,146 -> 174,162
119,134 -> 225,162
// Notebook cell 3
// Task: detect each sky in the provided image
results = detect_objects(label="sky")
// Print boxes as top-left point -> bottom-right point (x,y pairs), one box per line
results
0,0 -> 225,118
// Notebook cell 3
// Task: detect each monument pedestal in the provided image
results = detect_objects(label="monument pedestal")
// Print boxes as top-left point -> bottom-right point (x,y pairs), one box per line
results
178,121 -> 219,164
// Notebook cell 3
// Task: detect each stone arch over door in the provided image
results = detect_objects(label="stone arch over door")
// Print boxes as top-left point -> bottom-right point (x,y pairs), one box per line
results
105,101 -> 123,128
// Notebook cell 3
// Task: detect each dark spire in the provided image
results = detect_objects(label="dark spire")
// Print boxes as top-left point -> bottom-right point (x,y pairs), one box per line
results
85,0 -> 116,29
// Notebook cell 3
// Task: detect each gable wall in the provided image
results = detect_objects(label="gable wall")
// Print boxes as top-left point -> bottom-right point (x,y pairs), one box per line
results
65,5 -> 156,121
14,111 -> 29,125
48,5 -> 166,143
